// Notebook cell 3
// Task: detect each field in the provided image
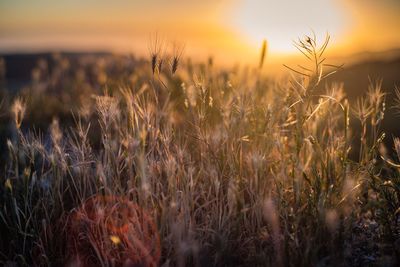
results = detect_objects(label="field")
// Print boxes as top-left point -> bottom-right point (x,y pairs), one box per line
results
0,35 -> 399,266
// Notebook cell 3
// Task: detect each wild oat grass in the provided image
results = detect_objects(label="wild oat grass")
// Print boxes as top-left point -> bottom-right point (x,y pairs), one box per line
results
0,35 -> 399,266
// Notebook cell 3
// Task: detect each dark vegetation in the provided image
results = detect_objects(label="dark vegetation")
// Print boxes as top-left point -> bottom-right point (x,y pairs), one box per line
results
0,36 -> 399,266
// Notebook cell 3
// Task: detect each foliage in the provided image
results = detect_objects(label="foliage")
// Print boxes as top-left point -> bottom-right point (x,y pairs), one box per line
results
0,35 -> 398,266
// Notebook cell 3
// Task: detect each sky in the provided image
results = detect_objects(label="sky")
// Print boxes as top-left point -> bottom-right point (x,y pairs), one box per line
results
0,0 -> 399,63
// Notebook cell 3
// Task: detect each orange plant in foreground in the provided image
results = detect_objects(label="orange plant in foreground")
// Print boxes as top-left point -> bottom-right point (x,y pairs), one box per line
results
65,195 -> 160,267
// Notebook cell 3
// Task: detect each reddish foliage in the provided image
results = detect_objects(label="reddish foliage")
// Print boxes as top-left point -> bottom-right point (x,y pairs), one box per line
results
64,195 -> 160,267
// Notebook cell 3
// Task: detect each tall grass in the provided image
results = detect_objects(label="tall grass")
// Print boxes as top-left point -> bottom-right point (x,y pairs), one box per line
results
0,34 -> 398,266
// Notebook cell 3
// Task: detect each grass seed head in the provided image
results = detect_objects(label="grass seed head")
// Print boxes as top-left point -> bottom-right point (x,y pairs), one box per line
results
259,39 -> 268,69
11,97 -> 26,129
171,41 -> 184,74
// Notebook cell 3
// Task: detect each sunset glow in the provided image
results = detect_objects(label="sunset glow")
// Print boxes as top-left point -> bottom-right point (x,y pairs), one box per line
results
231,0 -> 348,53
0,0 -> 399,61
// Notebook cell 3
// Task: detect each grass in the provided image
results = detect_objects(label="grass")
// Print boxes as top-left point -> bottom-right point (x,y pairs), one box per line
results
0,34 -> 399,266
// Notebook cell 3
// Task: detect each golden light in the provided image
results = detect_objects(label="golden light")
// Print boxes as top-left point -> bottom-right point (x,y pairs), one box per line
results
231,0 -> 350,54
0,0 -> 399,59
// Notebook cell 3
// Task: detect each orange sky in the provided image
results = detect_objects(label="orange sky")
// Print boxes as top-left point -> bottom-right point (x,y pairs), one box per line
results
0,0 -> 399,64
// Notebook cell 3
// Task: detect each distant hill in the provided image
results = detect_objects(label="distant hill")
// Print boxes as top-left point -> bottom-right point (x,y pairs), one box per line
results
1,52 -> 111,93
329,56 -> 400,102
